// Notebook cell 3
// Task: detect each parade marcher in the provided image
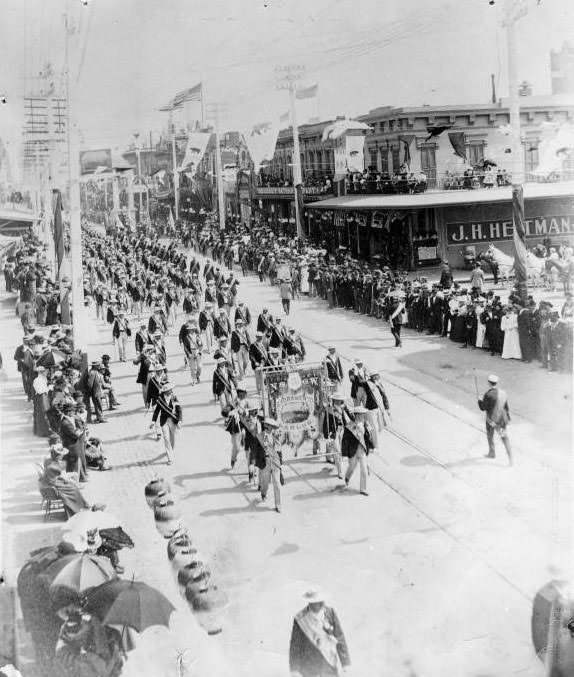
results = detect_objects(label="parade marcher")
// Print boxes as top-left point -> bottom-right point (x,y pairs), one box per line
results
259,417 -> 283,513
199,301 -> 215,353
151,383 -> 182,465
134,321 -> 150,354
134,345 -> 155,405
256,307 -> 273,337
342,405 -> 375,496
213,307 -> 232,341
151,329 -> 167,364
289,589 -> 351,677
279,278 -> 294,315
323,344 -> 343,385
182,322 -> 203,385
364,370 -> 391,449
322,392 -> 345,479
212,357 -> 237,408
267,346 -> 284,367
230,318 -> 251,379
222,404 -> 244,469
234,301 -> 252,327
477,374 -> 513,466
284,327 -> 306,363
389,293 -> 406,348
242,405 -> 262,484
348,358 -> 368,406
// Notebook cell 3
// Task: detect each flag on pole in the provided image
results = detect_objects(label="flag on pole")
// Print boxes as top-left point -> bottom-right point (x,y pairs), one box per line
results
279,110 -> 290,124
168,207 -> 175,230
448,132 -> 467,160
296,84 -> 318,100
511,184 -> 528,302
159,83 -> 202,111
398,135 -> 414,167
53,190 -> 64,276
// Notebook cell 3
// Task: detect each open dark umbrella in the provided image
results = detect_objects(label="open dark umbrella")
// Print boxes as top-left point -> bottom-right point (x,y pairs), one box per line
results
481,158 -> 497,168
35,347 -> 67,369
41,553 -> 117,606
83,579 -> 175,632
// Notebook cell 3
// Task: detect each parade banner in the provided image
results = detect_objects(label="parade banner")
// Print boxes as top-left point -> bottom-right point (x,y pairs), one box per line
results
261,365 -> 328,457
178,132 -> 211,174
244,123 -> 280,172
345,135 -> 365,173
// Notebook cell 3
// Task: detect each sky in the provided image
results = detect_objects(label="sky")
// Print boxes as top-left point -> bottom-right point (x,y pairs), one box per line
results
0,0 -> 573,165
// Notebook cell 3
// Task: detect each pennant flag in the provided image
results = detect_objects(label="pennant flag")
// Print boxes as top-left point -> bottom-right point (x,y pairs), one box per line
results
53,190 -> 64,276
512,184 -> 528,303
168,207 -> 175,229
279,110 -> 290,124
399,135 -> 414,167
448,132 -> 467,160
178,131 -> 212,173
296,84 -> 318,100
244,123 -> 280,172
425,124 -> 452,141
159,83 -> 202,111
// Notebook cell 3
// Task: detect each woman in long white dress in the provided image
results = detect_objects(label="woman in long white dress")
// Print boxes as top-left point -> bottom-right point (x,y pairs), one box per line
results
475,303 -> 487,348
500,307 -> 522,359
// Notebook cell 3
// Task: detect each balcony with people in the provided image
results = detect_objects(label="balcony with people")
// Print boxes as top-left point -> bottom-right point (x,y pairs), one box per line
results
345,167 -> 428,195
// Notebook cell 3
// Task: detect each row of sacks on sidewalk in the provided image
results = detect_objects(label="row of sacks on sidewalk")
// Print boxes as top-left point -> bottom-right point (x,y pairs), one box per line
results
145,476 -> 229,636
16,509 -> 177,677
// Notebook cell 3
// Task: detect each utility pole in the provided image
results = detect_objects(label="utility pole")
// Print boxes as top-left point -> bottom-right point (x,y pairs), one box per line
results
503,0 -> 534,305
205,102 -> 228,231
64,6 -> 86,352
276,64 -> 305,239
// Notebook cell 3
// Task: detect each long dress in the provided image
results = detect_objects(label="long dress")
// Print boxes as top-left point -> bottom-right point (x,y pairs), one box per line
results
475,309 -> 487,348
300,265 -> 309,294
33,377 -> 51,437
501,312 -> 522,359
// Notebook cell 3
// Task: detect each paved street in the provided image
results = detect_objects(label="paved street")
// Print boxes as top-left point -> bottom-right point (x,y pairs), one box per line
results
1,245 -> 571,677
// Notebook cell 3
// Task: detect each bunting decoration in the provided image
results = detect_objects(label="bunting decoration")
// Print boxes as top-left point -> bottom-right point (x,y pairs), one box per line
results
425,124 -> 452,141
511,184 -> 528,303
243,123 -> 280,172
448,132 -> 467,161
177,132 -> 212,173
398,135 -> 414,167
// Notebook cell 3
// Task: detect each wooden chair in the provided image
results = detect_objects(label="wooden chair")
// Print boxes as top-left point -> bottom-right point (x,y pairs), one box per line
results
37,469 -> 66,520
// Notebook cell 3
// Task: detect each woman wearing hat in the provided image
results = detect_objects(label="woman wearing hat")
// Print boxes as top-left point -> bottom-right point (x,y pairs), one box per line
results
32,366 -> 51,438
289,589 -> 351,677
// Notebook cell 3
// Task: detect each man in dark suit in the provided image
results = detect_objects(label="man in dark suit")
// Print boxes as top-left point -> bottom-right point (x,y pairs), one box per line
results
323,345 -> 343,384
478,374 -> 513,465
151,383 -> 182,465
341,405 -> 375,496
59,402 -> 86,479
86,361 -> 106,423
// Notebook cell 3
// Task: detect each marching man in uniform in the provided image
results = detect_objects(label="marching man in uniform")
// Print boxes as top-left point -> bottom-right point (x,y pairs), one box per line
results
342,405 -> 375,496
199,302 -> 214,353
230,318 -> 251,379
478,374 -> 513,466
348,358 -> 368,406
182,321 -> 203,385
212,357 -> 237,408
259,417 -> 283,513
323,344 -> 343,385
364,369 -> 391,449
112,310 -> 131,362
151,382 -> 182,465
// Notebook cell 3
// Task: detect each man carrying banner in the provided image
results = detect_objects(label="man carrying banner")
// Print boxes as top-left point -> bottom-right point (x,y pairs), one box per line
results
477,374 -> 513,466
284,327 -> 306,363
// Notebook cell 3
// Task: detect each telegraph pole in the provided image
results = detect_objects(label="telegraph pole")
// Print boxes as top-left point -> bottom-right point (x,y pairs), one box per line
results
64,6 -> 86,351
275,64 -> 305,239
205,102 -> 228,231
170,113 -> 180,221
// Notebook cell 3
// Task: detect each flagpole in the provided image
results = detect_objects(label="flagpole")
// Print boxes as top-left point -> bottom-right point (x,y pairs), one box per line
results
170,111 -> 179,221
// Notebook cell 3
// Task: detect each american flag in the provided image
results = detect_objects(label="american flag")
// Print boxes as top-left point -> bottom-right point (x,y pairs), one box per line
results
159,83 -> 202,111
295,84 -> 318,100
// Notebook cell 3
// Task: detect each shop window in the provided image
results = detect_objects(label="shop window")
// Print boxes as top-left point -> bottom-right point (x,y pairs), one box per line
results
524,143 -> 539,174
369,149 -> 378,170
380,148 -> 389,174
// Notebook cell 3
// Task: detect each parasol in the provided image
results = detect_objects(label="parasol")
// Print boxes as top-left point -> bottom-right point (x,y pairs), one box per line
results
64,509 -> 123,535
83,579 -> 175,632
35,347 -> 67,368
481,159 -> 497,168
41,553 -> 117,605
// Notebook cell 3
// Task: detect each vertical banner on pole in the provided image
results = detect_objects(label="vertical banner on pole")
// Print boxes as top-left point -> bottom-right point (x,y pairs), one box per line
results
511,184 -> 528,304
53,190 -> 65,277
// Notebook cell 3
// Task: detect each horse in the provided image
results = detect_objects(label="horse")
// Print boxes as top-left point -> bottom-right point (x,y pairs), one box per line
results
545,258 -> 574,293
478,245 -> 545,286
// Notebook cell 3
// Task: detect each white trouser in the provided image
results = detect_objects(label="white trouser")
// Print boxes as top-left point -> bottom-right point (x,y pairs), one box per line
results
161,418 -> 177,461
234,346 -> 249,378
345,447 -> 368,493
259,464 -> 281,508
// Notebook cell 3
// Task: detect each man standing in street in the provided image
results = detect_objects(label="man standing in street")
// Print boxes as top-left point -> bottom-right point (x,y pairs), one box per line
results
259,417 -> 283,513
323,344 -> 343,385
151,383 -> 182,465
289,589 -> 351,677
86,360 -> 106,424
342,405 -> 375,496
279,278 -> 294,316
477,374 -> 513,466
470,262 -> 485,295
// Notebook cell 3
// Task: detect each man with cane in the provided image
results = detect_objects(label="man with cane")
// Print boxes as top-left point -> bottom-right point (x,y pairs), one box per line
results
477,374 -> 513,466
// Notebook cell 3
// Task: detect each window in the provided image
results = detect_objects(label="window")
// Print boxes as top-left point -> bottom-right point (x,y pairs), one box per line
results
524,143 -> 539,174
369,148 -> 378,170
391,146 -> 400,173
420,146 -> 436,187
316,151 -> 323,175
380,147 -> 389,174
468,143 -> 484,167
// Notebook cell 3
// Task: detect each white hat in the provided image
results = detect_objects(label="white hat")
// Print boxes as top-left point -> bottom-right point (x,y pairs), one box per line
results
303,589 -> 326,603
487,374 -> 499,384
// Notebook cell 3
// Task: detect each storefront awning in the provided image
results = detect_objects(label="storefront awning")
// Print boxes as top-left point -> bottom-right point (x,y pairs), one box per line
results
306,181 -> 574,211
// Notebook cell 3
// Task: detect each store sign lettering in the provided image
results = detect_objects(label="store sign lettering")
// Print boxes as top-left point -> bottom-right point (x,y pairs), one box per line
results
446,216 -> 573,244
